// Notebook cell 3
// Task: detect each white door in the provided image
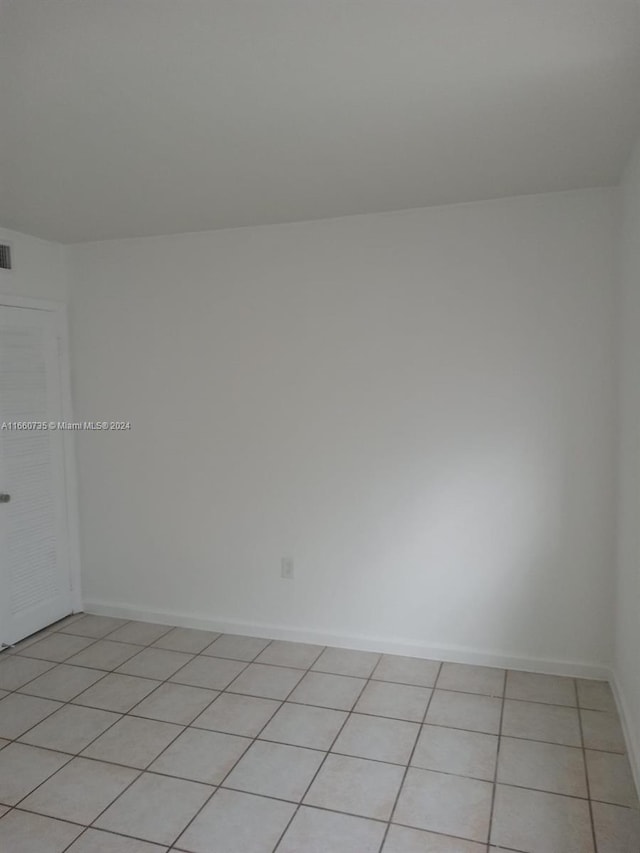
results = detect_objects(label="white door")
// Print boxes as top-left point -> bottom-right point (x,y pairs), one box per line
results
0,305 -> 73,645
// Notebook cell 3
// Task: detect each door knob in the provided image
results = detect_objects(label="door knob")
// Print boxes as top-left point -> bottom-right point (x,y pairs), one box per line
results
0,494 -> 10,503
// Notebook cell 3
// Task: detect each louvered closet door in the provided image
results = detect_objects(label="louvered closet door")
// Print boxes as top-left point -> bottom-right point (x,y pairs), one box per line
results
0,306 -> 72,645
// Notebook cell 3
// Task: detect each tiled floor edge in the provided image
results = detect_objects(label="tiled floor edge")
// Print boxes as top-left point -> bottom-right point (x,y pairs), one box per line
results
610,668 -> 640,800
82,600 -> 611,679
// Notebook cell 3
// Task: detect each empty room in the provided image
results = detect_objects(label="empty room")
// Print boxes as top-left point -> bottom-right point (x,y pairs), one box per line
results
1,1 -> 640,851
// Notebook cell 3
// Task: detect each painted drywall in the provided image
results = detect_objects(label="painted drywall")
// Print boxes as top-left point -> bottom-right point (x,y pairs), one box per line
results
0,227 -> 68,303
66,188 -> 618,673
614,134 -> 640,783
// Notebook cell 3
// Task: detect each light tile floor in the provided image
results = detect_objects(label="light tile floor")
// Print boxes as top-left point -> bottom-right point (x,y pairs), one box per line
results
0,614 -> 638,852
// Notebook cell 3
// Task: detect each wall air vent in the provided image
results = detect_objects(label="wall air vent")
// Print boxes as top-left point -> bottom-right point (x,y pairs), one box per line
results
0,245 -> 11,270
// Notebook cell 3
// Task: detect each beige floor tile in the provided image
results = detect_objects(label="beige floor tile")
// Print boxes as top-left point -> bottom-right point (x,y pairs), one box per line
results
383,824 -> 487,853
412,724 -> 497,780
497,737 -> 587,797
0,738 -> 8,749
0,693 -> 62,739
131,683 -> 218,725
74,673 -> 160,712
501,698 -> 581,746
305,753 -> 403,820
193,693 -> 279,736
61,615 -> 129,639
437,663 -> 504,697
227,663 -> 304,700
333,713 -> 419,764
288,671 -> 365,709
260,702 -> 347,749
224,740 -> 324,801
592,801 -> 640,853
202,634 -> 270,661
66,827 -> 167,852
586,750 -> 639,807
51,613 -> 86,630
10,621 -> 627,853
0,809 -> 83,853
6,627 -> 57,653
0,743 -> 69,805
0,655 -> 55,690
506,671 -> 576,706
255,640 -> 324,669
372,655 -> 440,688
581,709 -> 627,753
152,627 -> 220,654
18,633 -> 95,662
312,647 -> 380,678
116,648 -> 193,680
20,705 -> 120,753
20,757 -> 137,823
18,664 -> 105,702
94,772 -> 212,845
150,727 -> 250,783
491,784 -> 594,852
106,621 -> 174,646
426,690 -> 501,734
169,655 -> 246,690
176,788 -> 295,853
355,681 -> 431,722
577,679 -> 617,712
82,716 -> 183,768
394,767 -> 492,842
67,641 -> 145,671
278,806 -> 385,853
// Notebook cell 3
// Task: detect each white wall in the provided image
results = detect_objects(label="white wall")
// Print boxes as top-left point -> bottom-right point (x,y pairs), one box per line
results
615,135 -> 640,783
0,227 -> 68,303
66,188 -> 618,674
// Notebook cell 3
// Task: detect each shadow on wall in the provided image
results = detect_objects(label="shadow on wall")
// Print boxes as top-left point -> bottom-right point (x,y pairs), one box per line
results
361,433 -> 571,658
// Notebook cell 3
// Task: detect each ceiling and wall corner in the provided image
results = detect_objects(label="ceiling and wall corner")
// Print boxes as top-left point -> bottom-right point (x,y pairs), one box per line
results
0,226 -> 69,303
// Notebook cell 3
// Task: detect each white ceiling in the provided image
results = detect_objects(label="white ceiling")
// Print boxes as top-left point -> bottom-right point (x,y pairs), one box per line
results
1,0 -> 639,244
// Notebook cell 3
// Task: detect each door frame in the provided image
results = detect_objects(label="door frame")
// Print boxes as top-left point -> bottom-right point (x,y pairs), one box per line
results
0,294 -> 82,615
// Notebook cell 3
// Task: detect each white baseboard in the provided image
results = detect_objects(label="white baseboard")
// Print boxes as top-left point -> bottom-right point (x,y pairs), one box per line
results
83,598 -> 610,680
610,670 -> 640,797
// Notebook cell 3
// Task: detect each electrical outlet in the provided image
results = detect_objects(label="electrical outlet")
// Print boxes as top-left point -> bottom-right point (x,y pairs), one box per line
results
281,557 -> 294,579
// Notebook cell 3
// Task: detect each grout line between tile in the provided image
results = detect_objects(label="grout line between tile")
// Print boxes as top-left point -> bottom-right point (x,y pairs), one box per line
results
376,660 -> 443,852
576,678 -> 599,853
487,668 -> 508,846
